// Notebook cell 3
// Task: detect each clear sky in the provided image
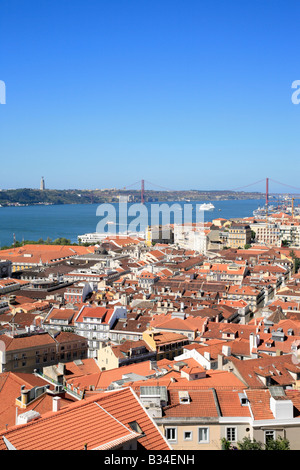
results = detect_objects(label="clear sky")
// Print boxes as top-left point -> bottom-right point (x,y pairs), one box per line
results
0,0 -> 300,193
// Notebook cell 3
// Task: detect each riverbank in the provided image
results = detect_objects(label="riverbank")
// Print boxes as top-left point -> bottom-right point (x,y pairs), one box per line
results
0,188 -> 266,207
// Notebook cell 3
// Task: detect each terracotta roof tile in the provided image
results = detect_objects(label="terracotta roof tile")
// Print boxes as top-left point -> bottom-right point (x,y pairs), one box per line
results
0,388 -> 170,450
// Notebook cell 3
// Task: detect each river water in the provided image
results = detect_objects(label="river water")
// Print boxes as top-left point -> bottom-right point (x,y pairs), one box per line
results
0,198 -> 272,247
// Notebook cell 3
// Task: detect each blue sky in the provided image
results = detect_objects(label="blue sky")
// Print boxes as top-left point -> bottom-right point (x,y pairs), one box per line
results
0,0 -> 300,193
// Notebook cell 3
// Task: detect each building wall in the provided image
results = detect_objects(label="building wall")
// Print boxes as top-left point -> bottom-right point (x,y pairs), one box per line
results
252,425 -> 300,450
158,422 -> 221,450
97,343 -> 119,370
227,226 -> 251,248
0,261 -> 12,278
0,335 -> 88,374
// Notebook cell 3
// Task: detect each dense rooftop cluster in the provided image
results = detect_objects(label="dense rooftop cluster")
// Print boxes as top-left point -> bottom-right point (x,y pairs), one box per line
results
1,212 -> 300,450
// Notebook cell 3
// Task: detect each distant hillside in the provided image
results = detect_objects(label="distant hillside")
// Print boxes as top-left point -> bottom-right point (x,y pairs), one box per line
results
0,188 -> 264,206
0,188 -> 109,206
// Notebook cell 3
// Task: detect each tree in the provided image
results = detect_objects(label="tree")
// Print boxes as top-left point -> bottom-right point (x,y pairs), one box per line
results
237,437 -> 263,450
52,237 -> 71,245
236,436 -> 290,451
289,249 -> 300,274
220,438 -> 231,450
265,436 -> 290,450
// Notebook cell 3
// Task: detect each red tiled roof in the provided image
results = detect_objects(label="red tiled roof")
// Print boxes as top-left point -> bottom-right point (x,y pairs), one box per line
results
0,244 -> 95,265
0,387 -> 170,450
0,372 -> 76,431
245,389 -> 274,420
217,390 -> 251,417
164,389 -> 219,418
75,306 -> 114,324
0,332 -> 56,352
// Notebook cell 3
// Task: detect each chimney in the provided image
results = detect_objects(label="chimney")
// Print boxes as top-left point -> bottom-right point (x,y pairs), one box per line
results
204,351 -> 211,361
249,333 -> 259,354
217,354 -> 224,370
21,387 -> 30,407
222,345 -> 231,356
57,363 -> 66,375
52,396 -> 61,412
270,395 -> 293,419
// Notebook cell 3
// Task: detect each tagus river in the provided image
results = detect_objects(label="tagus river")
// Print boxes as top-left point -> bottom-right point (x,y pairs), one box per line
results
0,199 -> 267,247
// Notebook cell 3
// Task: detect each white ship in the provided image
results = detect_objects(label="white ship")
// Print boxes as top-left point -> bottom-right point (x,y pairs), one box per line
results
199,203 -> 215,211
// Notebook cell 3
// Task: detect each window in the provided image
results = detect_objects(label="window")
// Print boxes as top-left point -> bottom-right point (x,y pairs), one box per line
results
128,421 -> 144,436
184,431 -> 193,441
226,427 -> 236,442
165,427 -> 177,442
265,430 -> 275,444
198,427 -> 209,443
179,391 -> 190,404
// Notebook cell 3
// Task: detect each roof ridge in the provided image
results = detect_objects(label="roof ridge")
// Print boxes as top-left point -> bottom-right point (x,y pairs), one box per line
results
0,372 -> 10,393
0,389 -> 124,436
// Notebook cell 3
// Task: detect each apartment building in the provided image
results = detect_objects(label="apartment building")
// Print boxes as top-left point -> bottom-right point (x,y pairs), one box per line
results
227,224 -> 251,249
173,223 -> 208,254
206,262 -> 247,284
73,305 -> 127,358
142,330 -> 189,361
109,314 -> 152,343
64,282 -> 92,303
98,339 -> 156,371
130,360 -> 300,450
0,278 -> 28,295
145,225 -> 174,246
156,386 -> 300,450
138,271 -> 159,288
0,329 -> 88,373
250,222 -> 281,246
226,285 -> 265,310
279,222 -> 300,247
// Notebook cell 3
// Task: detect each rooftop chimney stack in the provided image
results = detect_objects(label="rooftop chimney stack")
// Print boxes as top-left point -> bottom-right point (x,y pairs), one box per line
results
52,396 -> 61,412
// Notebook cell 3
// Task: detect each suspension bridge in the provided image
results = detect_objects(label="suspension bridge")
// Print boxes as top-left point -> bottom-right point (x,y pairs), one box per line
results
120,177 -> 300,206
